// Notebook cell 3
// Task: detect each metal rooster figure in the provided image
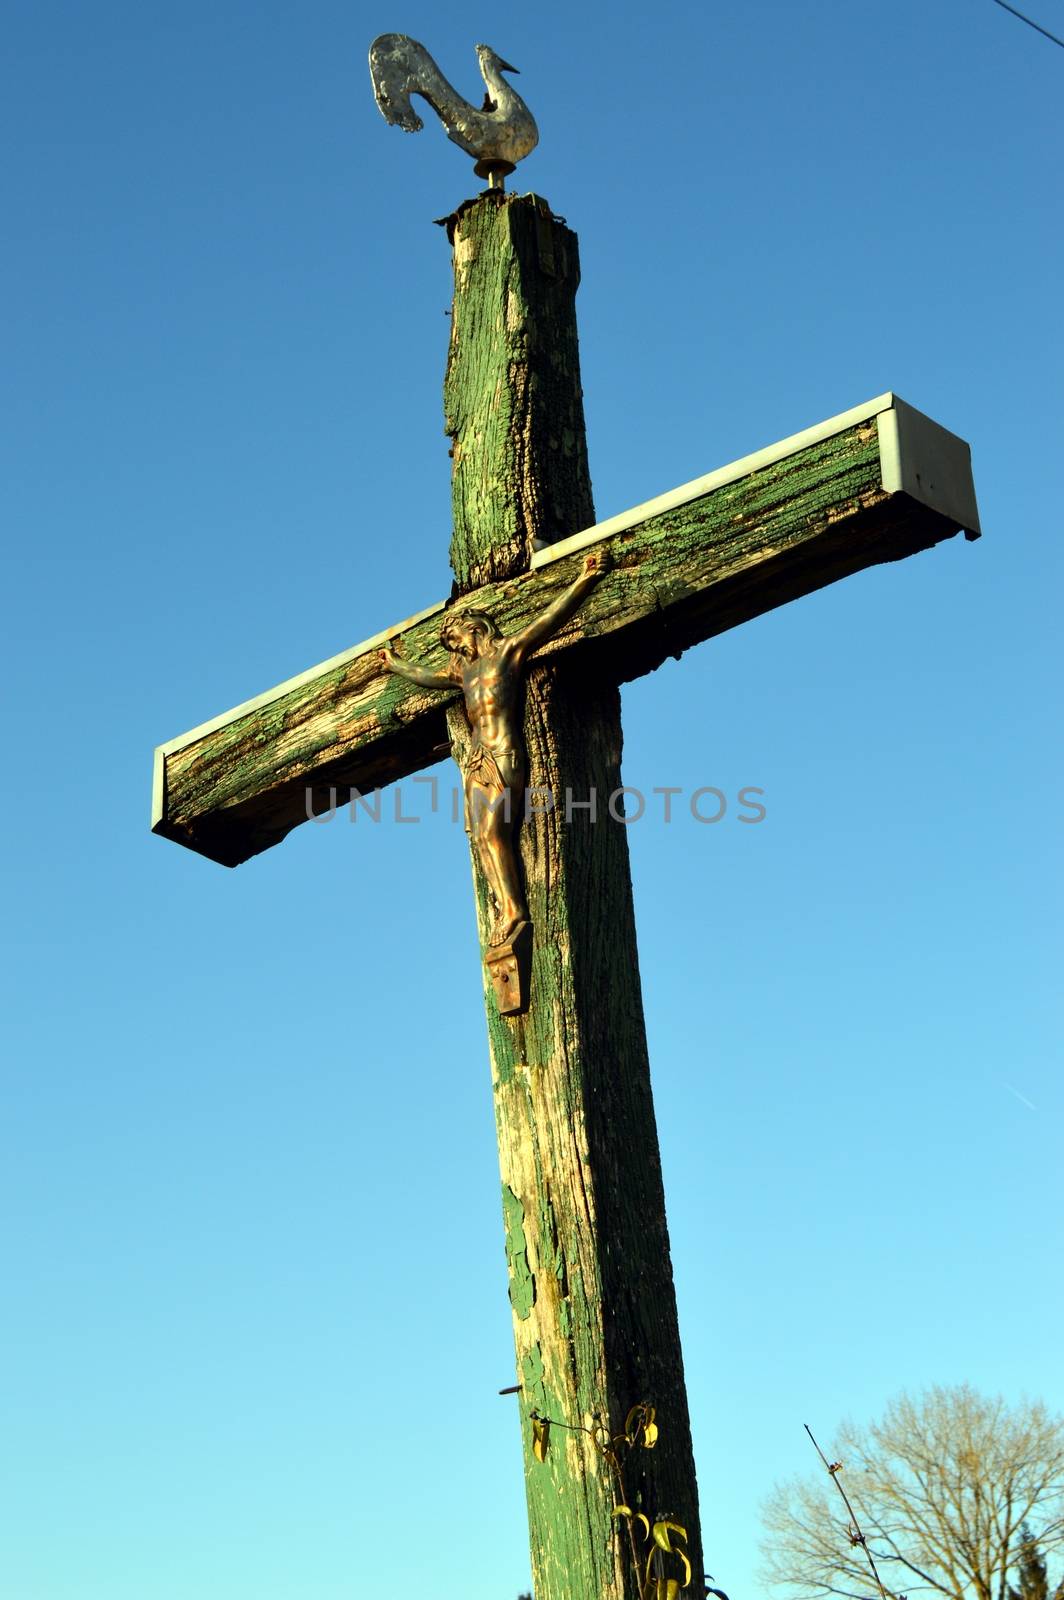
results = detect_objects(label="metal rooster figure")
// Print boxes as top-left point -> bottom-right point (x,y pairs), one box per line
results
368,34 -> 538,188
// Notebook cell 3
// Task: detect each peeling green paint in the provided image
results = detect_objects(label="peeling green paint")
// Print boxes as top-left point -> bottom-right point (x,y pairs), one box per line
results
160,410 -> 962,867
502,1184 -> 536,1319
445,194 -> 594,591
521,1341 -> 544,1397
456,197 -> 709,1598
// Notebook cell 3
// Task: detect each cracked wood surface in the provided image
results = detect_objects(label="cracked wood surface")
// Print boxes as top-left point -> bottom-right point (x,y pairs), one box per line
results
449,198 -> 700,1596
155,414 -> 965,867
444,192 -> 595,590
455,669 -> 701,1599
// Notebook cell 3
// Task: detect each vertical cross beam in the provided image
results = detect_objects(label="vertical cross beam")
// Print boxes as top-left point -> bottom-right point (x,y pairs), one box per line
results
444,192 -> 702,1600
444,193 -> 596,589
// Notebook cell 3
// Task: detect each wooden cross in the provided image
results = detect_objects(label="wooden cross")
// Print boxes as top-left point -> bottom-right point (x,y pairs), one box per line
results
152,191 -> 979,1599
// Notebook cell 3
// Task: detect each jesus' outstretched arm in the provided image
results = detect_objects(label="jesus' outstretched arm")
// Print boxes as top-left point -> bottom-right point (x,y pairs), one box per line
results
380,648 -> 457,692
505,548 -> 610,670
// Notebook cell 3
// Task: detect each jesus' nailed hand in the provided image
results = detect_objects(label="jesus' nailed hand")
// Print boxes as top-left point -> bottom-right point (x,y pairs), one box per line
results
381,549 -> 610,947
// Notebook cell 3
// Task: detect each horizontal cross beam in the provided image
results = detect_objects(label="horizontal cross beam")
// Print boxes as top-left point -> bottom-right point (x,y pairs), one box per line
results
152,392 -> 979,867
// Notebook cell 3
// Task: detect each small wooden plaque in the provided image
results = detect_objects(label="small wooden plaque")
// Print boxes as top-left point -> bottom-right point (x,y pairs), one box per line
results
485,920 -> 532,1015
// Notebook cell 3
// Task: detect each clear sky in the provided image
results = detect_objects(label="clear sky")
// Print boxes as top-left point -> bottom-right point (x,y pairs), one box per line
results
3,2 -> 1061,1597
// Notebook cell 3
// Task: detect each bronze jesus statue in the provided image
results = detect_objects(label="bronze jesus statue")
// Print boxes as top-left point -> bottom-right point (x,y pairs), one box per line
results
381,549 -> 608,949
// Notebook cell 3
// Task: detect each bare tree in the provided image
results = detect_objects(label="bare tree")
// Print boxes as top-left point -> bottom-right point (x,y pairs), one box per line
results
761,1386 -> 1064,1600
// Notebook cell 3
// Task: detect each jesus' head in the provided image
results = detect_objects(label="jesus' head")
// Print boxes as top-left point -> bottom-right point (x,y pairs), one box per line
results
440,611 -> 500,661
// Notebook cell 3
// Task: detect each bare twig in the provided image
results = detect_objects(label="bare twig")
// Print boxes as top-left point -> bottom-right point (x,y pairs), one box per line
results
805,1422 -> 901,1600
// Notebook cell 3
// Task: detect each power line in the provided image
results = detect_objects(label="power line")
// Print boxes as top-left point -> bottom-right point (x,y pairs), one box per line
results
989,0 -> 1064,49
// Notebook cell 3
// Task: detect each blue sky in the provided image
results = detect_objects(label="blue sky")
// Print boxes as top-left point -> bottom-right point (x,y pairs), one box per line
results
3,2 -> 1061,1597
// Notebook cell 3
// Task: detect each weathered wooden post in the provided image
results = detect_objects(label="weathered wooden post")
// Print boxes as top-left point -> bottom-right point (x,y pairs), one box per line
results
441,188 -> 704,1596
153,34 -> 980,1600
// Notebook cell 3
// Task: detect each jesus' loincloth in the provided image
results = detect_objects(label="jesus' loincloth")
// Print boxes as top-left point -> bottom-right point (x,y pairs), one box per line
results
462,741 -> 525,829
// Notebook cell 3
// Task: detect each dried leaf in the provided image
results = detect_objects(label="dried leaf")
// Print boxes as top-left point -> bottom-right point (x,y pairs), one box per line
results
532,1416 -> 550,1463
625,1402 -> 655,1442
